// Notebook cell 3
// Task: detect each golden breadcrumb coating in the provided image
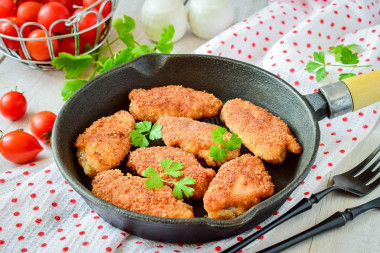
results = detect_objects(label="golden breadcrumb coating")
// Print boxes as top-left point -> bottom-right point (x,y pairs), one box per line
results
220,99 -> 301,164
203,154 -> 274,219
157,116 -> 240,167
128,85 -> 222,122
92,170 -> 194,218
75,110 -> 135,178
127,147 -> 216,199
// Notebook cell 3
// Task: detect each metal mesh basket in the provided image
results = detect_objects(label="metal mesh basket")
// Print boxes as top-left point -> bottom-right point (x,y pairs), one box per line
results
0,0 -> 118,70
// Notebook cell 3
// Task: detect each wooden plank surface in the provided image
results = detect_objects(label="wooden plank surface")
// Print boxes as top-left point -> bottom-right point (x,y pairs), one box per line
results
0,1 -> 379,252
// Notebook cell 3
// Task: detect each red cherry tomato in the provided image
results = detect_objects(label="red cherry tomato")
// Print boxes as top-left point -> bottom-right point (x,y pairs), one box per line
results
17,1 -> 42,23
0,0 -> 16,19
40,0 -> 74,13
26,29 -> 59,61
0,17 -> 32,50
83,0 -> 111,17
37,2 -> 70,33
73,7 -> 104,46
0,91 -> 27,121
56,37 -> 84,55
0,130 -> 43,164
30,111 -> 56,143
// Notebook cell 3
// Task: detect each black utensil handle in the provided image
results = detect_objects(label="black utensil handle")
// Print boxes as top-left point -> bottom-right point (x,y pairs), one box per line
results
222,186 -> 339,253
256,196 -> 380,253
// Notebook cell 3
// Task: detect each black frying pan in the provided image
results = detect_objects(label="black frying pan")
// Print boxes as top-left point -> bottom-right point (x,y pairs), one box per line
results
52,54 -> 380,243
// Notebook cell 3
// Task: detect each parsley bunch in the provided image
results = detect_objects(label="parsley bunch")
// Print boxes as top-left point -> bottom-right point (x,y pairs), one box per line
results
52,15 -> 175,101
306,44 -> 372,82
129,121 -> 162,148
209,126 -> 242,161
142,158 -> 196,199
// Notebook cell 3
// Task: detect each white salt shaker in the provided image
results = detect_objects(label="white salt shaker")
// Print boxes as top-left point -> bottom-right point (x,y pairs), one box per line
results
141,0 -> 188,43
188,0 -> 235,40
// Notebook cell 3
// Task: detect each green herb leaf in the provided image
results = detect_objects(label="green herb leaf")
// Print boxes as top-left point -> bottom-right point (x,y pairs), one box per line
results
135,121 -> 152,133
132,45 -> 156,57
339,72 -> 357,80
162,159 -> 184,178
61,80 -> 87,101
142,167 -> 164,189
223,134 -> 243,151
112,15 -> 136,48
155,25 -> 175,54
173,177 -> 196,199
313,52 -> 325,64
149,123 -> 162,140
209,145 -> 228,161
340,47 -> 359,65
329,44 -> 361,62
316,66 -> 327,82
51,53 -> 93,79
98,49 -> 133,74
130,130 -> 149,147
211,126 -> 227,145
306,61 -> 323,72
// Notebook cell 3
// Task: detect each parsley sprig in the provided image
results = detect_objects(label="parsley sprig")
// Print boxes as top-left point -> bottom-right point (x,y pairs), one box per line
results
306,44 -> 372,82
142,158 -> 196,199
52,15 -> 175,101
129,121 -> 162,148
209,126 -> 242,162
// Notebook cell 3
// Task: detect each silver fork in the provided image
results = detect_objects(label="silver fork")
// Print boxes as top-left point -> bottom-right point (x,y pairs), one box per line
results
223,145 -> 380,253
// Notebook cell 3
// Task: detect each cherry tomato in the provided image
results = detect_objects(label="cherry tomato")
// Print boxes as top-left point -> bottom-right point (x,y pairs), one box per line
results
73,7 -> 104,46
83,0 -> 111,17
40,0 -> 74,13
0,17 -> 32,50
56,37 -> 84,55
17,1 -> 42,23
26,29 -> 59,61
30,111 -> 56,143
0,91 -> 27,121
0,130 -> 43,164
0,0 -> 16,19
37,2 -> 70,33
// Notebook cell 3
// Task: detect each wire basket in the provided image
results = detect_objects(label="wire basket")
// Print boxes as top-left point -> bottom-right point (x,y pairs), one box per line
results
0,0 -> 119,70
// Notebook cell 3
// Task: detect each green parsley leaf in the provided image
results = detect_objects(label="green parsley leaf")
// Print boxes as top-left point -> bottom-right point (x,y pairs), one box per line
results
130,130 -> 149,147
155,25 -> 175,54
339,72 -> 357,80
51,53 -> 93,79
112,15 -> 136,48
61,80 -> 87,101
313,52 -> 325,64
316,66 -> 327,82
173,177 -> 196,199
132,45 -> 156,57
306,61 -> 323,72
149,123 -> 162,140
162,159 -> 183,178
142,167 -> 164,189
329,44 -> 361,62
209,145 -> 228,162
211,126 -> 227,145
99,49 -> 133,74
135,121 -> 152,133
340,47 -> 359,65
223,134 -> 243,151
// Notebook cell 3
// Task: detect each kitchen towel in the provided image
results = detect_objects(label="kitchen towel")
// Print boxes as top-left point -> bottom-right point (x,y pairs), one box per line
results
0,0 -> 379,252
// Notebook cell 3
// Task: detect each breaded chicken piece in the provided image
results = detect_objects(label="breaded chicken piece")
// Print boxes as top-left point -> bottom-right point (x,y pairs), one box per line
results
203,154 -> 274,219
220,99 -> 301,164
157,116 -> 240,167
75,110 -> 135,178
129,85 -> 222,122
127,147 -> 216,199
92,169 -> 194,218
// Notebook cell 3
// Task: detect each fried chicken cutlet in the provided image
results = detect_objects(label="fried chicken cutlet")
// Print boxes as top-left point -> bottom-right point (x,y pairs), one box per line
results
220,99 -> 301,164
127,147 -> 216,199
129,85 -> 222,122
92,169 -> 194,218
75,110 -> 135,178
157,116 -> 240,167
203,154 -> 274,219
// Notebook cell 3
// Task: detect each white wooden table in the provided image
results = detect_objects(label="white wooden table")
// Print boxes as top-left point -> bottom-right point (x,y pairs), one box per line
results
0,1 -> 379,252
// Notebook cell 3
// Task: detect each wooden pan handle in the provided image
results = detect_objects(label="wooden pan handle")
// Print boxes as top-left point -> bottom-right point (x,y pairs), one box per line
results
342,70 -> 380,111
